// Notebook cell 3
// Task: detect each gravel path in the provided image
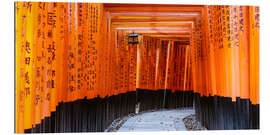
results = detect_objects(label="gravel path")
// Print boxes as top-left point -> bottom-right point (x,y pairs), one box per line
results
115,108 -> 195,132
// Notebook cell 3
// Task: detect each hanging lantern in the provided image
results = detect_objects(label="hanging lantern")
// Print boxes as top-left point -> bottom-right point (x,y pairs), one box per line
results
128,32 -> 140,44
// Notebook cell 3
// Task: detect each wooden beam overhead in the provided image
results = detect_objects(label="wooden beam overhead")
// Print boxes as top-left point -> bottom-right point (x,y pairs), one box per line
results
104,4 -> 204,12
110,16 -> 199,20
146,35 -> 190,38
104,3 -> 200,48
139,33 -> 190,36
112,24 -> 192,29
103,3 -> 204,8
111,18 -> 196,23
122,30 -> 190,34
115,26 -> 190,30
112,21 -> 193,24
110,12 -> 200,17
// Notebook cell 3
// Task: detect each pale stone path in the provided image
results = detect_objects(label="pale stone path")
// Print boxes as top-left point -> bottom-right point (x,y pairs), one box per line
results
117,108 -> 195,132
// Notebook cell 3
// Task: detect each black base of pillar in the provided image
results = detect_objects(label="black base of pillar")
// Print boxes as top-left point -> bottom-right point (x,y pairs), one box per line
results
25,91 -> 137,133
194,93 -> 260,130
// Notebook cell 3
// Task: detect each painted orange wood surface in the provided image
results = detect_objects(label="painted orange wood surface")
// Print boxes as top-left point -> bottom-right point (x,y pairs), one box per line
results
15,2 -> 259,133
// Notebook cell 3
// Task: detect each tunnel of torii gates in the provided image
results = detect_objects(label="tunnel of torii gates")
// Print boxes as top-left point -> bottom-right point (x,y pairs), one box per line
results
15,2 -> 259,133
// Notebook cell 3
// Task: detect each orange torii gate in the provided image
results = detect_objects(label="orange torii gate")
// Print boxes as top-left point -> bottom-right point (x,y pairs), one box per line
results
15,2 -> 259,133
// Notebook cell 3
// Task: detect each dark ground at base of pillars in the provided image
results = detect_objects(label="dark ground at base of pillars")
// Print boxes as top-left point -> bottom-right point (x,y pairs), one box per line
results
24,89 -> 193,133
24,90 -> 259,133
194,93 -> 259,130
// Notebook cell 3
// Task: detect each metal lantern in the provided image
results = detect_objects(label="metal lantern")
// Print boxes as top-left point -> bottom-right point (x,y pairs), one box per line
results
128,32 -> 140,44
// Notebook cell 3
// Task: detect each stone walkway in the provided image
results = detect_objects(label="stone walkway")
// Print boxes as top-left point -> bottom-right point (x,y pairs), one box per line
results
117,108 -> 195,132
